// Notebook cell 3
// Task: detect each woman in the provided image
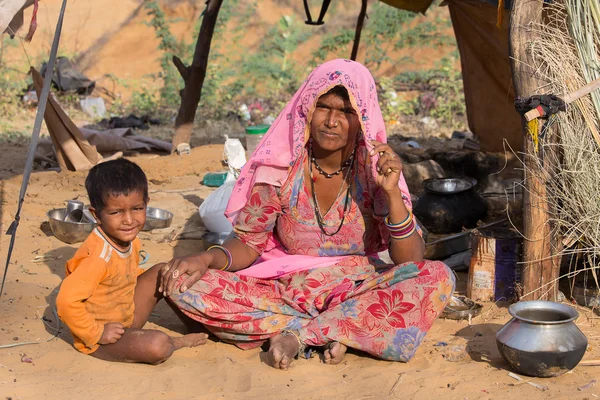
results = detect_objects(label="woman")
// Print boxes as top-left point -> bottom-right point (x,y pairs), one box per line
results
134,59 -> 454,370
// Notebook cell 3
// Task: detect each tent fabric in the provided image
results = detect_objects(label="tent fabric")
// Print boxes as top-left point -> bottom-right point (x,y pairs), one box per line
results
1,0 -> 35,36
447,0 -> 521,152
0,0 -> 27,34
41,57 -> 95,94
31,67 -> 103,171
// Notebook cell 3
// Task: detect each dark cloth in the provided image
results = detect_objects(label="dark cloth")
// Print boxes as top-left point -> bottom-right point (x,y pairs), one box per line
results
514,95 -> 566,118
40,57 -> 95,94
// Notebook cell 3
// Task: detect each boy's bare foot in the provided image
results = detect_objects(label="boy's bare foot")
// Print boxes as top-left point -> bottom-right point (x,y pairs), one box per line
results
266,333 -> 300,370
173,332 -> 209,349
323,342 -> 347,365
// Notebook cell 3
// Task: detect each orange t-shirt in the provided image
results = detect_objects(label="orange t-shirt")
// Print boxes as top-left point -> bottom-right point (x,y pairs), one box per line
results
56,228 -> 144,354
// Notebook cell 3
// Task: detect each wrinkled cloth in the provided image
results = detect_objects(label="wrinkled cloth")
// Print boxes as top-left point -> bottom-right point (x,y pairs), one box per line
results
32,67 -> 102,171
172,260 -> 454,361
170,60 -> 454,361
225,59 -> 413,278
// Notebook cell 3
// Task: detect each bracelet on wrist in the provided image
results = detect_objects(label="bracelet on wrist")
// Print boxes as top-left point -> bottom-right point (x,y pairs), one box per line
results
207,245 -> 232,271
389,219 -> 416,240
384,211 -> 413,230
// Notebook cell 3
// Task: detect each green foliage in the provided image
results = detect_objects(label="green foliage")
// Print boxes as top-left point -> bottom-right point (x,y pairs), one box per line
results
143,0 -> 183,109
427,57 -> 466,128
379,76 -> 418,123
0,74 -> 27,119
197,0 -> 243,118
241,15 -> 311,97
313,2 -> 455,73
0,37 -> 29,119
0,130 -> 30,146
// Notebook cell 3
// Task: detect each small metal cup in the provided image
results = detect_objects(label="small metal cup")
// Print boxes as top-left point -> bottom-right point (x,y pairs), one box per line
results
66,200 -> 84,214
64,200 -> 84,222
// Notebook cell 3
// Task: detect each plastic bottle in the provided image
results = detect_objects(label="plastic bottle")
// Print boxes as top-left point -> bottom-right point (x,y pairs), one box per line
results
245,124 -> 270,159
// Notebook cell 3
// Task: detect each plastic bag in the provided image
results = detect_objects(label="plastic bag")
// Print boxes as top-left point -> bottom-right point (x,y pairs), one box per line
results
199,135 -> 246,233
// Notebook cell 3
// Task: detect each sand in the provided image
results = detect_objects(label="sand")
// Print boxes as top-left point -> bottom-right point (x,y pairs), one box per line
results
1,146 -> 600,400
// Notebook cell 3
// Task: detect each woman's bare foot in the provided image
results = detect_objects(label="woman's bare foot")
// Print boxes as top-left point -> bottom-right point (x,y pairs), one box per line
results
172,332 -> 209,349
266,333 -> 300,370
323,342 -> 347,365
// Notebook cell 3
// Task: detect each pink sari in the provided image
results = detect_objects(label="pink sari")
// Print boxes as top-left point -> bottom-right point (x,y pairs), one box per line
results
169,60 -> 454,362
226,59 -> 413,279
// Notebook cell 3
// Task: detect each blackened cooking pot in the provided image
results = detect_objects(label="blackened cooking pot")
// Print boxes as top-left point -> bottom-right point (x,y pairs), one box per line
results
413,178 -> 487,234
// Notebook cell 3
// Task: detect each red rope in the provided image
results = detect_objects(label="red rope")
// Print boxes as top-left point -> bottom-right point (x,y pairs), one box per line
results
25,0 -> 39,42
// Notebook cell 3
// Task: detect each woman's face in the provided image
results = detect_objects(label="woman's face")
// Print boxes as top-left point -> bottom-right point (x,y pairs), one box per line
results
310,89 -> 360,153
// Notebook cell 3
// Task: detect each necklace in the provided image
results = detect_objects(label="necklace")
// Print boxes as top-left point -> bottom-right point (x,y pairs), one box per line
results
309,139 -> 355,179
308,144 -> 355,237
311,157 -> 352,178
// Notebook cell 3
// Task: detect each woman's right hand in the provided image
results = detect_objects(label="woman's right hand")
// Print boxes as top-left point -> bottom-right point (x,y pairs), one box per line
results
159,252 -> 214,297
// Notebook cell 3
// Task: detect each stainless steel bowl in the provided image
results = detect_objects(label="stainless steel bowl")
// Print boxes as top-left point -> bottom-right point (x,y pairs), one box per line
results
202,232 -> 230,251
441,295 -> 482,320
143,207 -> 174,231
423,178 -> 476,195
47,208 -> 97,244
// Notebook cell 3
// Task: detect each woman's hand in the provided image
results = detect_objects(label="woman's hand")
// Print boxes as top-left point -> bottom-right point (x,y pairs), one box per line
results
159,252 -> 213,297
369,140 -> 403,194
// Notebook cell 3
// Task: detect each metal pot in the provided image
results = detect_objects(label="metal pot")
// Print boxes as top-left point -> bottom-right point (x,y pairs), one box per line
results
413,178 -> 487,234
496,301 -> 588,377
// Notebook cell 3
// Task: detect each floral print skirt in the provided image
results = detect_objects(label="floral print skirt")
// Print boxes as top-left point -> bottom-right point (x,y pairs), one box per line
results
169,258 -> 454,362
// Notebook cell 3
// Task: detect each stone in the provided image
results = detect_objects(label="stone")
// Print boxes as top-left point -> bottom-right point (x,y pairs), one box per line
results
402,160 -> 446,195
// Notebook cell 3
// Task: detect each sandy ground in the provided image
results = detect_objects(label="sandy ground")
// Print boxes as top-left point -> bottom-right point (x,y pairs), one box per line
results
1,145 -> 600,400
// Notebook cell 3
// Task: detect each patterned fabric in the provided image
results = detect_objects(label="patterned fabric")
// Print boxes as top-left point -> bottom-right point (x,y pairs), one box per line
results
169,159 -> 454,361
235,149 -> 406,259
171,260 -> 453,362
226,59 -> 412,228
168,59 -> 454,362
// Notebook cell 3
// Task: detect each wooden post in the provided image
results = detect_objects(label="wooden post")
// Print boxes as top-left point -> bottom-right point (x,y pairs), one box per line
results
171,0 -> 224,152
350,0 -> 368,61
509,0 -> 561,300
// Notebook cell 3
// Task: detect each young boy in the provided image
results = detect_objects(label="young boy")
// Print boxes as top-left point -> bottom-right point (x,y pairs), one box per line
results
56,158 -> 207,364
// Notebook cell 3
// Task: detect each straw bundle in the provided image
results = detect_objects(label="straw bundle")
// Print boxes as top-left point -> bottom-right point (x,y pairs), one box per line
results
524,0 -> 600,290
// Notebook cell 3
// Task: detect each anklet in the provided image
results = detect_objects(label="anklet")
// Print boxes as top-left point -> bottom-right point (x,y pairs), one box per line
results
281,330 -> 306,359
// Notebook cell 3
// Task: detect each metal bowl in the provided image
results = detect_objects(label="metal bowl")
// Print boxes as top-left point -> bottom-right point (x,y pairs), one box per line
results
202,232 -> 230,251
423,178 -> 476,195
441,295 -> 483,320
143,207 -> 174,231
47,208 -> 97,244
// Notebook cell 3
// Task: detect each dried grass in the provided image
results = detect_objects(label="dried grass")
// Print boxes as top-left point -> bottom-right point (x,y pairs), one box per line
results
517,0 -> 600,294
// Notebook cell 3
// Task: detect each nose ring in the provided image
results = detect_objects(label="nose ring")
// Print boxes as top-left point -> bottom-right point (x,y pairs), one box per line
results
333,121 -> 339,127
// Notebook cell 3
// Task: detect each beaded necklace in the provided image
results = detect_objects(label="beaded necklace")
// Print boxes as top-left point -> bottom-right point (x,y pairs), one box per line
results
308,141 -> 356,237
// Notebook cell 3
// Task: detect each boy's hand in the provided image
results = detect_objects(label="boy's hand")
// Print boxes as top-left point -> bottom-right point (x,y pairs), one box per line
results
98,322 -> 125,344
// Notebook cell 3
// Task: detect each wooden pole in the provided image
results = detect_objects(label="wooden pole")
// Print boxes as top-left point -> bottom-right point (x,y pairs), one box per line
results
509,0 -> 561,301
171,0 -> 224,153
350,0 -> 368,61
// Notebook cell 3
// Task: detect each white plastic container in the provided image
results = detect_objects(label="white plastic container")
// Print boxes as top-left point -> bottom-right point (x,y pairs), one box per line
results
245,124 -> 270,159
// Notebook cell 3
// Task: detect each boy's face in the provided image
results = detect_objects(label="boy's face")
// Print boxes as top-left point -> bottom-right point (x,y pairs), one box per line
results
90,191 -> 147,250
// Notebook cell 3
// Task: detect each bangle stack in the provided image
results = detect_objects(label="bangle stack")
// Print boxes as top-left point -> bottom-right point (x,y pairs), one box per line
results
207,245 -> 233,271
384,212 -> 416,240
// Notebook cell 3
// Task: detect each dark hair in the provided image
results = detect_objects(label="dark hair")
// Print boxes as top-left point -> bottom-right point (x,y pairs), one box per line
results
85,158 -> 148,212
325,85 -> 350,101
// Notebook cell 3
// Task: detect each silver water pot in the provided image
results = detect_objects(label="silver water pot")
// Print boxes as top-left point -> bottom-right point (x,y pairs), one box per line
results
496,300 -> 588,377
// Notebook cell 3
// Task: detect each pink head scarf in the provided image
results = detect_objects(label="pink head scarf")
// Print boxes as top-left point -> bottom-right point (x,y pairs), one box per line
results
226,59 -> 411,224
